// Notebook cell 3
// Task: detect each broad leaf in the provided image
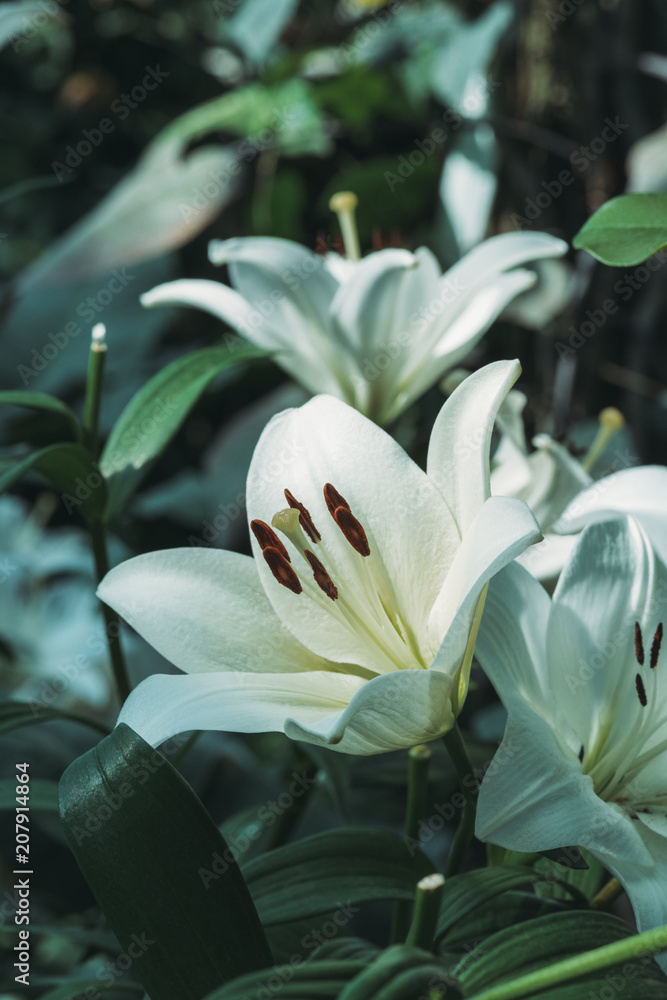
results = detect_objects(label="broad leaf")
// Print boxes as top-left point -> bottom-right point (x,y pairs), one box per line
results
573,193 -> 667,265
0,699 -> 110,737
338,945 -> 461,1000
242,827 -> 435,926
436,866 -> 542,944
0,443 -> 106,522
100,342 -> 265,519
0,391 -> 82,442
204,960 -> 366,1000
59,724 -> 272,1000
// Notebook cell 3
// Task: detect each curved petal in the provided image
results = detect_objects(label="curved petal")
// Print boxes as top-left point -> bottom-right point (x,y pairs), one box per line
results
474,559 -> 552,712
426,359 -> 522,533
476,701 -> 654,867
116,670 -> 366,748
546,519 -> 658,752
141,279 -> 343,397
285,667 -> 455,755
427,495 -> 542,673
97,548 -> 342,676
521,435 -> 591,530
246,394 -> 460,673
515,532 -> 578,583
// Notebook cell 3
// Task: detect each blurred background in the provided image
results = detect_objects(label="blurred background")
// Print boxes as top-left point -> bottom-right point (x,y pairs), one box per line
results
1,0 -> 666,990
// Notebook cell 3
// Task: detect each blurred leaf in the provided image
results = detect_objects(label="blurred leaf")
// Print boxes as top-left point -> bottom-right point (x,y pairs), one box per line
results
59,724 -> 273,1000
454,911 -> 667,996
573,193 -> 667,265
33,982 -> 142,1000
0,0 -> 58,51
100,342 -> 266,520
225,0 -> 299,67
0,777 -> 59,810
243,827 -> 435,925
0,391 -> 81,442
439,122 -> 498,259
0,443 -> 106,522
0,700 -> 110,736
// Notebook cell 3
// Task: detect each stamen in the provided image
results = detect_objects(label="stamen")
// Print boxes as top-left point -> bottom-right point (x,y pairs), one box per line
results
305,550 -> 338,601
284,489 -> 321,543
251,519 -> 290,561
323,483 -> 350,516
580,407 -> 625,474
578,745 -> 585,763
651,623 -> 663,670
635,622 -> 645,666
328,191 -> 360,262
333,506 -> 371,557
261,546 -> 302,595
636,673 -> 648,707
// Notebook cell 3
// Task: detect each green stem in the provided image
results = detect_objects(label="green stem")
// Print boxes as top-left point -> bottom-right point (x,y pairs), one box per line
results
262,763 -> 318,853
590,876 -> 624,911
443,723 -> 479,878
406,874 -> 445,952
82,326 -> 107,456
90,519 -> 131,705
469,923 -> 667,1000
390,744 -> 432,943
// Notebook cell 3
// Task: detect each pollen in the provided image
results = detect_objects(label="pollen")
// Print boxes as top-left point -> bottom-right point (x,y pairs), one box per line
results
634,621 -> 645,666
650,623 -> 663,670
261,546 -> 303,595
251,519 -> 290,561
323,483 -> 371,557
636,672 -> 648,707
284,489 -> 321,543
305,550 -> 338,600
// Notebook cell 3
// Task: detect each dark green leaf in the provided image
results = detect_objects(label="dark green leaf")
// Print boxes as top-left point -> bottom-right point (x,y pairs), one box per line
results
203,960 -> 365,1000
59,724 -> 272,1000
32,982 -> 141,1000
0,777 -> 59,811
243,827 -> 435,926
0,700 -> 110,736
572,193 -> 667,265
0,391 -> 82,441
100,343 -> 265,519
338,944 -> 461,1000
436,866 -> 541,944
441,891 -> 575,951
0,443 -> 106,522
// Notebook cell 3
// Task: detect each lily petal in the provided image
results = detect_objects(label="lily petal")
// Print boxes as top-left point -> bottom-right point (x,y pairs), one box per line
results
97,547 -> 343,676
117,669 -> 366,748
427,359 -> 522,532
247,394 -> 460,672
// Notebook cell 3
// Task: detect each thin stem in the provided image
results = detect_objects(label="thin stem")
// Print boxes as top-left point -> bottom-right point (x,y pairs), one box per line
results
391,744 -> 432,943
443,723 -> 479,878
406,874 -> 445,952
469,923 -> 667,1000
590,876 -> 624,911
83,324 -> 107,457
90,519 -> 131,705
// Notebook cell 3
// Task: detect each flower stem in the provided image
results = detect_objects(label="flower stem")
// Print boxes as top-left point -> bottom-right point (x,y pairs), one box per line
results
590,876 -> 624,911
442,723 -> 479,878
83,324 -> 107,457
329,191 -> 361,261
580,407 -> 625,474
406,874 -> 445,952
391,744 -> 432,943
90,519 -> 131,705
468,923 -> 667,1000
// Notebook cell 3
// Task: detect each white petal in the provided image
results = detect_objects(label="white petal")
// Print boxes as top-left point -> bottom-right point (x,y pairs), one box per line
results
476,702 -> 654,866
520,435 -> 591,530
246,394 -> 460,673
546,519 -> 658,748
117,670 -> 366,748
285,667 -> 455,755
556,466 -> 667,562
427,495 -> 541,673
97,548 -> 338,675
427,359 -> 522,532
515,532 -> 579,583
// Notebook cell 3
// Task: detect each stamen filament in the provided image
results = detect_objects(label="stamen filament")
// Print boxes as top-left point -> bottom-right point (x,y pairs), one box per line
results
329,191 -> 361,262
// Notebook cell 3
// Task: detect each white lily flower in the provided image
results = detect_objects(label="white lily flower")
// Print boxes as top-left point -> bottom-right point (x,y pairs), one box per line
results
97,361 -> 541,754
475,517 -> 667,966
140,192 -> 567,425
490,394 -> 667,581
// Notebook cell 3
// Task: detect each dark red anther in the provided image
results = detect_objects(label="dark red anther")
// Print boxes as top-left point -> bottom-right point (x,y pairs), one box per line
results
635,621 -> 645,667
333,507 -> 371,557
285,489 -> 321,543
636,673 -> 648,708
305,550 -> 338,601
651,623 -> 663,670
261,546 -> 302,595
578,745 -> 584,764
323,483 -> 351,517
251,519 -> 290,561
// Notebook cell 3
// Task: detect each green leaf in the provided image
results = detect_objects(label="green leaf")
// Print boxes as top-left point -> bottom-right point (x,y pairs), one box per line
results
242,827 -> 435,926
455,910 -> 662,995
0,777 -> 59,811
203,960 -> 366,1000
59,724 -> 272,1000
100,343 -> 265,519
440,891 -> 575,952
572,193 -> 667,265
0,443 -> 106,522
0,391 -> 82,441
0,700 -> 110,737
436,866 -> 542,944
338,944 -> 461,1000
32,981 -> 141,1000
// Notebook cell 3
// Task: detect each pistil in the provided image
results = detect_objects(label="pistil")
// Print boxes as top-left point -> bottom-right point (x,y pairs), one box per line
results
329,191 -> 361,262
